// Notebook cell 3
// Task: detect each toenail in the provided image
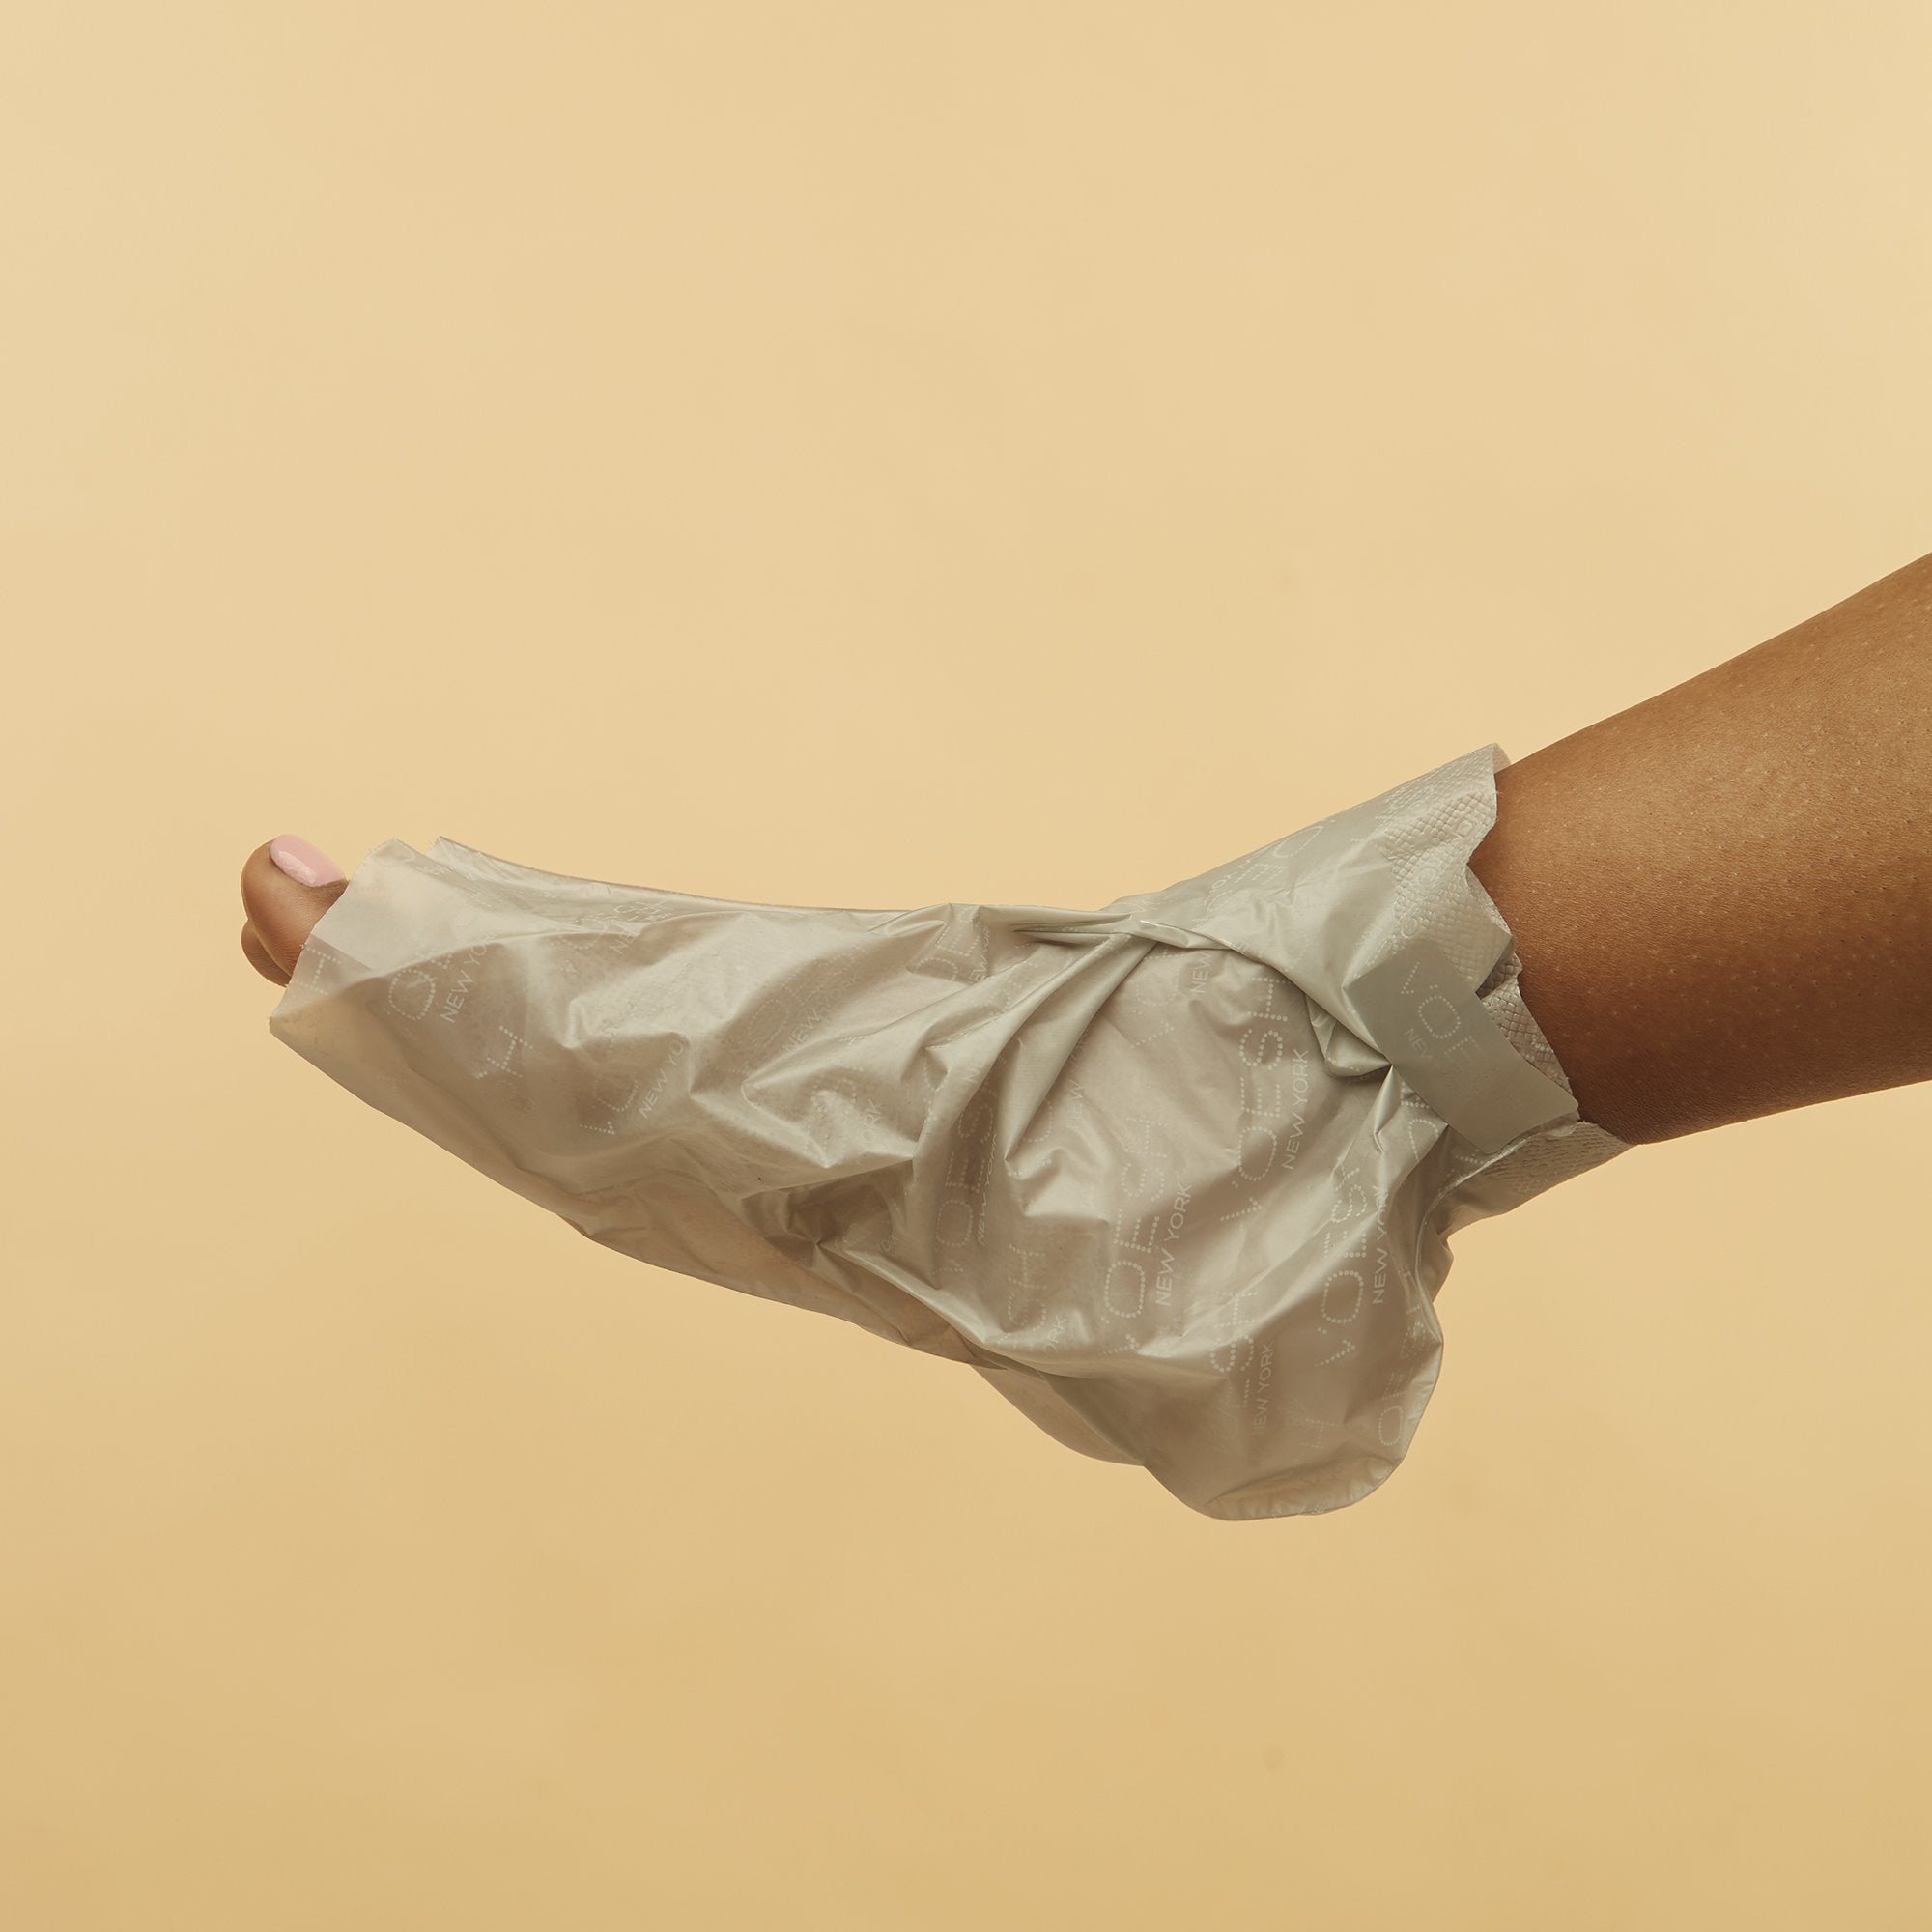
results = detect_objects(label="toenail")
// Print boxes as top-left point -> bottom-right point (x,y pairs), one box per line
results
269,835 -> 346,888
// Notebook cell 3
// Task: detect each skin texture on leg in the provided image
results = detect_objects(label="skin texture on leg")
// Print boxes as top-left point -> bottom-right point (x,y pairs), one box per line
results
1468,548 -> 1932,1146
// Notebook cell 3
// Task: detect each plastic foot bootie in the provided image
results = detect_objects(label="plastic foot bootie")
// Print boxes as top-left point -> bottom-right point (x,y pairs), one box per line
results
269,744 -> 1632,1520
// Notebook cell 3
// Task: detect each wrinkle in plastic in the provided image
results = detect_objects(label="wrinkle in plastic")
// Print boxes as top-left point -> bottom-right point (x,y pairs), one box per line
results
270,744 -> 1631,1520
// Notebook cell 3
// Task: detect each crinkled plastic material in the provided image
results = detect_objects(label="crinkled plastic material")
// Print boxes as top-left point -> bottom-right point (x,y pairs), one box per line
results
269,743 -> 1632,1520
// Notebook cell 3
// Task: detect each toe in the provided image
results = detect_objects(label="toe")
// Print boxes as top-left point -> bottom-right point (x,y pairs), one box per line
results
241,919 -> 291,986
241,835 -> 349,981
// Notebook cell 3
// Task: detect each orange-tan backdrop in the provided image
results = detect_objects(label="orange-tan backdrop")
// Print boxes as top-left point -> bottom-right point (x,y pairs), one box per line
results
7,5 -> 1931,1926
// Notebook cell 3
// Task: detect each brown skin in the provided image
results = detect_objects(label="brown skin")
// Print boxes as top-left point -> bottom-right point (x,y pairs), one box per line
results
1468,547 -> 1932,1145
239,843 -> 347,987
244,548 -> 1932,1146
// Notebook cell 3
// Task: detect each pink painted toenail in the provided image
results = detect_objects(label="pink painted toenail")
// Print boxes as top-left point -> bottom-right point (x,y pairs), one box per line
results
270,835 -> 346,888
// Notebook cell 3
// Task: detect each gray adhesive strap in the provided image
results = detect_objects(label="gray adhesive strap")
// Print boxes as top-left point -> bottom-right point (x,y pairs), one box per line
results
1350,939 -> 1580,1154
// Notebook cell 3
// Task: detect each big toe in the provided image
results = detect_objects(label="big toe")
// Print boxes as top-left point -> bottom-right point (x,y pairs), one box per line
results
241,835 -> 349,986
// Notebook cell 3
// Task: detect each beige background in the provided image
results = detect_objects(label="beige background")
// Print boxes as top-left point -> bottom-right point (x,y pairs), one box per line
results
6,4 -> 1931,1926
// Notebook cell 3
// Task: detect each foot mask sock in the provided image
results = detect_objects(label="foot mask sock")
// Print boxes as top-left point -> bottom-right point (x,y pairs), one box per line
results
269,744 -> 1633,1520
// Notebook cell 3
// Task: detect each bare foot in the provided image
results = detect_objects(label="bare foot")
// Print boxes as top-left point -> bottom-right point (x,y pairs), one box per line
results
240,836 -> 349,987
